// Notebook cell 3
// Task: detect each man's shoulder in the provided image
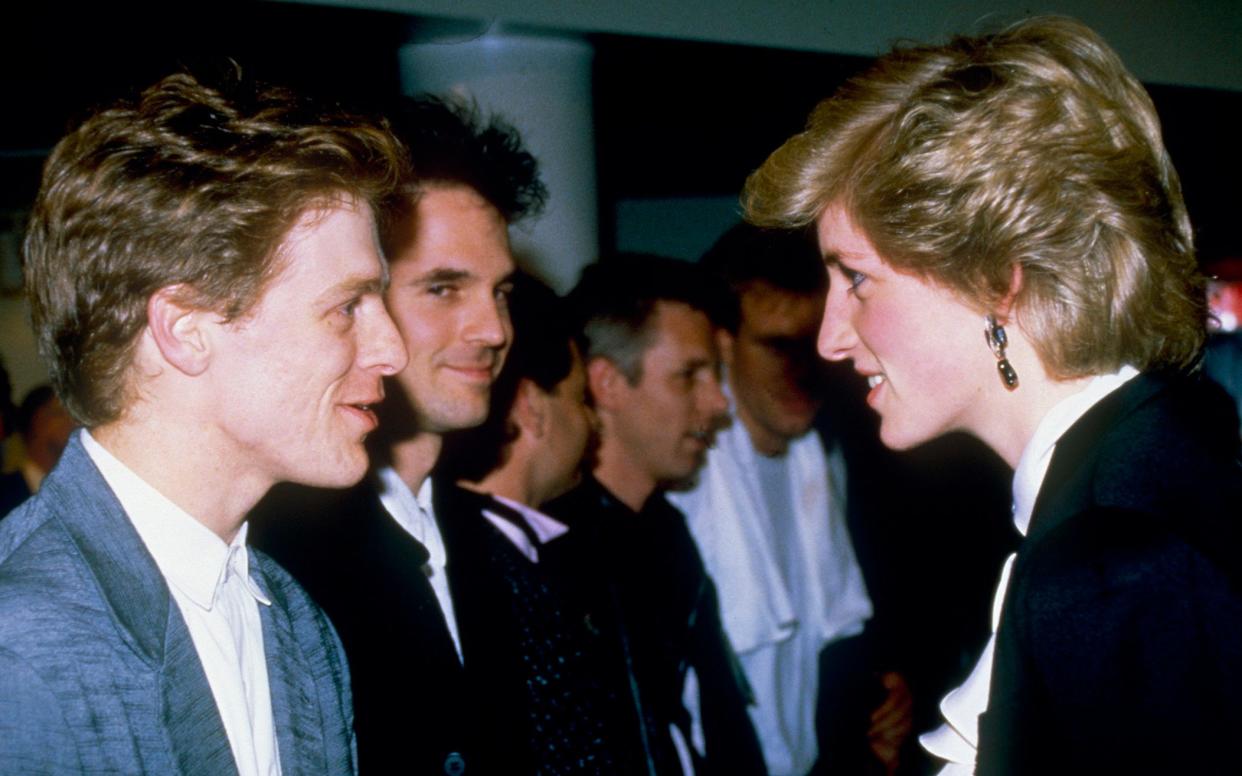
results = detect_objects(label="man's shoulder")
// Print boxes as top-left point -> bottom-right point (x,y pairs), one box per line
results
430,479 -> 490,526
545,476 -> 624,524
0,494 -> 95,612
249,480 -> 383,562
0,490 -> 61,565
0,496 -> 140,685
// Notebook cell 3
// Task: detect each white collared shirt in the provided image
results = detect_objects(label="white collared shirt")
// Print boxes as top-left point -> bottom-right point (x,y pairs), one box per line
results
920,366 -> 1138,774
375,467 -> 462,662
669,381 -> 872,776
482,494 -> 569,563
81,431 -> 282,776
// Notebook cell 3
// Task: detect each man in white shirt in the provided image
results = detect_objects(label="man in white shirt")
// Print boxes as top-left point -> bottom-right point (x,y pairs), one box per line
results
0,72 -> 408,774
250,96 -> 551,775
670,223 -> 912,776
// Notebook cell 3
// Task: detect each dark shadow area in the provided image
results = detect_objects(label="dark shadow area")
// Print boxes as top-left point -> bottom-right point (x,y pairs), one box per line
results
3,7 -> 1236,263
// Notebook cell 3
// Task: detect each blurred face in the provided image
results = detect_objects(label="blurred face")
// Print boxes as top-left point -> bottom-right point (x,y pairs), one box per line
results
725,283 -> 826,454
815,204 -> 993,450
385,185 -> 514,434
535,347 -> 596,501
25,396 -> 74,475
207,199 -> 407,488
609,302 -> 729,486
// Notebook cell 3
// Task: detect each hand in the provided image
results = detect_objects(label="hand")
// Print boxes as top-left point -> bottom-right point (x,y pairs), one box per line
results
867,671 -> 913,775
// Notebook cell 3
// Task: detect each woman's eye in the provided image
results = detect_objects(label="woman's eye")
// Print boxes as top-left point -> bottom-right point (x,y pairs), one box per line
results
842,267 -> 867,293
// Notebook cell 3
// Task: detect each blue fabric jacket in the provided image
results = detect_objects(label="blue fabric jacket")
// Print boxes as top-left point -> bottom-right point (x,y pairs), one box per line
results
0,432 -> 357,775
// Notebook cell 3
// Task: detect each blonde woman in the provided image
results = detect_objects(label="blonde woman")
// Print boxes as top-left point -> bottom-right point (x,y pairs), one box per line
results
746,17 -> 1242,776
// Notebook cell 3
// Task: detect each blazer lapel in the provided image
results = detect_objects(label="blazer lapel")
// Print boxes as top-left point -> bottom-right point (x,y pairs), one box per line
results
253,568 -> 328,776
161,617 -> 240,776
46,434 -> 238,776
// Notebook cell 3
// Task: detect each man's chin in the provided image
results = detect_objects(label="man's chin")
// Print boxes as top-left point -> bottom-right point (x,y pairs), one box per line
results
429,406 -> 490,434
294,451 -> 370,490
776,404 -> 821,435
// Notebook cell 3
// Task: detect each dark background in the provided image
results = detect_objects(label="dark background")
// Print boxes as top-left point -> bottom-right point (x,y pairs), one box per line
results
3,2 -> 1240,264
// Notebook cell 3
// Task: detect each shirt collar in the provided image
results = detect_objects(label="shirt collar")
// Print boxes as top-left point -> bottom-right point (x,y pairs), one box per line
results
489,494 -> 569,544
376,466 -> 445,566
80,430 -> 270,610
1011,365 -> 1139,535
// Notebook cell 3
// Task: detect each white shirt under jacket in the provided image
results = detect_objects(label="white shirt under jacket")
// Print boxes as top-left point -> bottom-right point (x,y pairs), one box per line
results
375,467 -> 463,662
920,366 -> 1138,775
669,404 -> 873,776
81,430 -> 282,776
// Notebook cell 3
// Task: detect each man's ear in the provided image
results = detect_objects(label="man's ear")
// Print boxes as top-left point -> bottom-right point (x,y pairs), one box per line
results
146,286 -> 212,377
512,378 -> 547,439
586,356 -> 624,412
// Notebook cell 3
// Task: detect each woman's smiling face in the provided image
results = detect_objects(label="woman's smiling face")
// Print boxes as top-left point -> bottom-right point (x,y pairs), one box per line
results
815,204 -> 998,451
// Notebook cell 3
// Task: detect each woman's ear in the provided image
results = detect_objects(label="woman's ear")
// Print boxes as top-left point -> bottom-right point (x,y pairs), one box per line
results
996,263 -> 1025,323
146,285 -> 211,376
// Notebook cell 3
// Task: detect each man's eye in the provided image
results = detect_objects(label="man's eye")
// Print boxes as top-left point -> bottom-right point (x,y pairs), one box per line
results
339,298 -> 361,317
495,283 -> 514,303
428,284 -> 454,297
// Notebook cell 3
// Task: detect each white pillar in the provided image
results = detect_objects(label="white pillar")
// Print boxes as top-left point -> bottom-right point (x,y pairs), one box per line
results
399,29 -> 597,294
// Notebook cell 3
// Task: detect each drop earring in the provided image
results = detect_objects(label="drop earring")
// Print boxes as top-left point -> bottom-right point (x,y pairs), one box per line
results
985,315 -> 1019,390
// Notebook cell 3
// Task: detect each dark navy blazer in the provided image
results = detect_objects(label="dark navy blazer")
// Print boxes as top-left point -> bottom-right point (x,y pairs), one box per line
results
977,372 -> 1242,775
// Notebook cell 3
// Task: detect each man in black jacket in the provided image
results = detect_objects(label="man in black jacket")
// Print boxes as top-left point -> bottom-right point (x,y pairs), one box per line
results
546,256 -> 766,775
251,96 -> 546,775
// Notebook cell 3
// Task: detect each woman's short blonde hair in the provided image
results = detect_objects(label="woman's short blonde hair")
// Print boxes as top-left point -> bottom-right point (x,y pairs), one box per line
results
744,16 -> 1205,378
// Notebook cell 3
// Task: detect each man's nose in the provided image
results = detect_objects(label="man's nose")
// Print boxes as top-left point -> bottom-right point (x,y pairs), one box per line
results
363,303 -> 408,376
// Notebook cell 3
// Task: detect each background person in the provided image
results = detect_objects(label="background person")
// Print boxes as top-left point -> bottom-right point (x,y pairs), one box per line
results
436,273 -> 618,772
745,16 -> 1242,776
0,385 -> 75,519
670,222 -> 911,776
546,254 -> 766,776
251,95 -> 562,776
15,385 -> 74,491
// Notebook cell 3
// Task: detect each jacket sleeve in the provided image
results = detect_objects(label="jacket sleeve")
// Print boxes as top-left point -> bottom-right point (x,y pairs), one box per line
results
978,505 -> 1242,775
689,576 -> 768,775
0,647 -> 83,774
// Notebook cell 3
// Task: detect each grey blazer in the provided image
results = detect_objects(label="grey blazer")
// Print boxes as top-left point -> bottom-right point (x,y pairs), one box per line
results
0,433 -> 357,775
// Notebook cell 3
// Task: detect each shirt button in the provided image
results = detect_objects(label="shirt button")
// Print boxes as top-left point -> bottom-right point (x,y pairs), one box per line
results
443,752 -> 466,776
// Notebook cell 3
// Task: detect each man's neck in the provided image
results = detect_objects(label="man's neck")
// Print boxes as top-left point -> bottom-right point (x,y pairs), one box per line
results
591,443 -> 656,513
386,432 -> 443,494
471,463 -> 534,509
729,375 -> 795,457
90,419 -> 266,544
737,407 -> 793,457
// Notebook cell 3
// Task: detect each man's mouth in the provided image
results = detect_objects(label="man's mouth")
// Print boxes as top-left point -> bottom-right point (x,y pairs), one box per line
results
688,429 -> 716,448
341,389 -> 384,429
445,364 -> 496,382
